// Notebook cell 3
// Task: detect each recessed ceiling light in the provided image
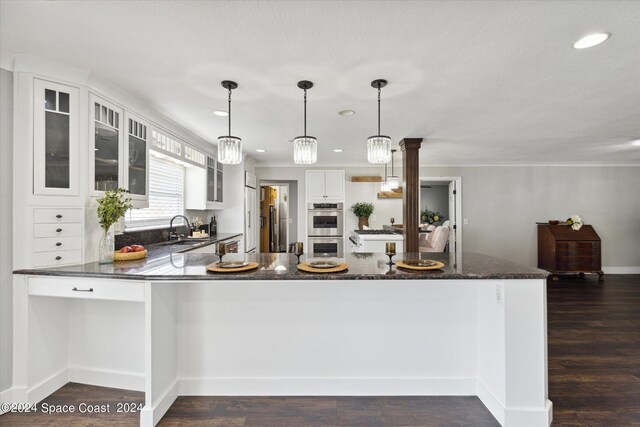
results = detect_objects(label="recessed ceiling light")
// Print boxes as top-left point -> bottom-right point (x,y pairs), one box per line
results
256,149 -> 266,153
213,110 -> 229,117
333,149 -> 343,153
573,33 -> 610,49
338,110 -> 355,116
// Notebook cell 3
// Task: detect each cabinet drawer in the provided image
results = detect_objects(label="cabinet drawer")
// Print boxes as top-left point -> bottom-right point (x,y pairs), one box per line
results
34,223 -> 83,238
29,277 -> 144,302
32,236 -> 82,253
33,208 -> 83,224
32,249 -> 82,267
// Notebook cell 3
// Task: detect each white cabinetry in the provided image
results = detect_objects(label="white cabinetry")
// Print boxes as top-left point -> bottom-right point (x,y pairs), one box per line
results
31,207 -> 84,267
185,155 -> 223,210
89,93 -> 149,207
306,170 -> 345,201
245,186 -> 257,252
33,79 -> 80,196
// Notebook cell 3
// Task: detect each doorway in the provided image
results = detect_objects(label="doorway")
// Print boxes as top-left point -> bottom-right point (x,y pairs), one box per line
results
259,184 -> 289,253
419,176 -> 462,260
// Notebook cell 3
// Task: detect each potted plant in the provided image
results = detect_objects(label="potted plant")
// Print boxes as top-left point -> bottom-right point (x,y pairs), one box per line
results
420,209 -> 445,225
351,202 -> 374,230
96,188 -> 132,264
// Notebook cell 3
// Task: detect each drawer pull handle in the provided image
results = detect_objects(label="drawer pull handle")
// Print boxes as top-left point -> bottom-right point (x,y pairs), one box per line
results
55,256 -> 62,260
56,242 -> 62,246
72,287 -> 94,292
56,214 -> 63,219
56,228 -> 62,233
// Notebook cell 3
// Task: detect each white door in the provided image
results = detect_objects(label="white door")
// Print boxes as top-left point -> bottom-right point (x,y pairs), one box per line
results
448,181 -> 456,254
323,170 -> 345,200
306,171 -> 326,201
245,187 -> 257,252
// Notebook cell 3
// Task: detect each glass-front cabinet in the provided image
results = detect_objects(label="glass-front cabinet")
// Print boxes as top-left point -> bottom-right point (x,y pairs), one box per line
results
90,94 -> 123,194
33,79 -> 80,196
125,113 -> 149,204
216,158 -> 223,203
89,93 -> 149,207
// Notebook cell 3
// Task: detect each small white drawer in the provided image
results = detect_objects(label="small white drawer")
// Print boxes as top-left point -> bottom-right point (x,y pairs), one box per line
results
29,277 -> 144,302
32,236 -> 82,253
32,249 -> 82,267
33,208 -> 83,224
33,222 -> 83,238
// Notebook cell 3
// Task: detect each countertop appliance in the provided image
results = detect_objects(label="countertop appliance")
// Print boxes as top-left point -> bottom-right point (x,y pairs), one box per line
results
307,202 -> 343,256
349,229 -> 404,253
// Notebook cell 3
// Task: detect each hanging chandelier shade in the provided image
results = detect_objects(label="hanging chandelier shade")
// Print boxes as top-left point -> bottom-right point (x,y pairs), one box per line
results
380,162 -> 390,191
386,149 -> 399,190
217,80 -> 242,165
293,80 -> 318,164
367,79 -> 392,164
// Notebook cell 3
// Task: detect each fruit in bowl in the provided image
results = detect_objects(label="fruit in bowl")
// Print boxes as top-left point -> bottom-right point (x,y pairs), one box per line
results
120,245 -> 145,253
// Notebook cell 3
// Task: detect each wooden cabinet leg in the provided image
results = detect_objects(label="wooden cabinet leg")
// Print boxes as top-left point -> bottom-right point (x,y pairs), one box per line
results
598,271 -> 605,282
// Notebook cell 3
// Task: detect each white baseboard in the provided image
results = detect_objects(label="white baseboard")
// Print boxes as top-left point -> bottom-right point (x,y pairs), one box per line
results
0,388 -> 15,415
476,379 -> 505,426
140,380 -> 178,427
178,377 -> 477,396
67,366 -> 145,392
505,399 -> 553,427
603,266 -> 640,274
26,368 -> 68,404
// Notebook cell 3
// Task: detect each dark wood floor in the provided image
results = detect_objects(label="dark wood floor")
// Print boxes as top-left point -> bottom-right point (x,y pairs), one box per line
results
1,274 -> 638,426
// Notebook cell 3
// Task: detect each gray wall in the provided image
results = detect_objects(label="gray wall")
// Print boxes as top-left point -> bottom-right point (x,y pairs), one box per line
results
1,68 -> 13,393
420,185 -> 449,221
256,164 -> 640,269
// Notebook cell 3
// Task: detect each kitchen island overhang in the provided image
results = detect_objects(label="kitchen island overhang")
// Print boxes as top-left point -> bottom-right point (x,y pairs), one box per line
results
11,252 -> 552,427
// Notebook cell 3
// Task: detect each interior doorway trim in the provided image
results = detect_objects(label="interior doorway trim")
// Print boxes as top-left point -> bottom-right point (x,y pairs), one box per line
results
419,176 -> 462,261
259,181 -> 291,253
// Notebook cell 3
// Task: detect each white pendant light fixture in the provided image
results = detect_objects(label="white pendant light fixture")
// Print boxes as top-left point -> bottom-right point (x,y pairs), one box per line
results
217,80 -> 242,164
386,149 -> 399,190
293,80 -> 318,164
367,79 -> 391,164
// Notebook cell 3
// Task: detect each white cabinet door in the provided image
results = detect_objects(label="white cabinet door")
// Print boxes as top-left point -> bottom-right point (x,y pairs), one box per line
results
90,93 -> 124,196
124,112 -> 150,207
185,166 -> 208,210
306,171 -> 326,201
33,79 -> 80,196
323,170 -> 345,201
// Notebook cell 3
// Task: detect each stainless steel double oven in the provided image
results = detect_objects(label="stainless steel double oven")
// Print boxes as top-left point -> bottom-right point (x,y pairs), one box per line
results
307,202 -> 344,256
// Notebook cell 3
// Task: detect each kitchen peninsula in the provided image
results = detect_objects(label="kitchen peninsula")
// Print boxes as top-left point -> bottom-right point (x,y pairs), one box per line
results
13,250 -> 551,427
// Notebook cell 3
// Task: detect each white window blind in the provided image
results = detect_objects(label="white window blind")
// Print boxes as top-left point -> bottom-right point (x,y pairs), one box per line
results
125,155 -> 185,229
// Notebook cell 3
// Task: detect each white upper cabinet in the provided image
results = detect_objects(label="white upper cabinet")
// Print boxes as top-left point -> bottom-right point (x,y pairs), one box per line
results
306,170 -> 345,202
33,79 -> 80,196
124,113 -> 149,207
90,93 -> 124,196
185,155 -> 224,210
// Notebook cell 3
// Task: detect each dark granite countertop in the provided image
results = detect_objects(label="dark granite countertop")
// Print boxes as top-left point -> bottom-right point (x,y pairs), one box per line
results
14,249 -> 548,281
146,232 -> 243,257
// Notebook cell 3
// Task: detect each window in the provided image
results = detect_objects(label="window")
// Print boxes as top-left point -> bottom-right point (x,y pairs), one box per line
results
125,153 -> 184,229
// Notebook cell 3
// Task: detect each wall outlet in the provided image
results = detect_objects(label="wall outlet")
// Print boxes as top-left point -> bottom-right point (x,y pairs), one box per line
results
370,215 -> 377,221
463,218 -> 469,225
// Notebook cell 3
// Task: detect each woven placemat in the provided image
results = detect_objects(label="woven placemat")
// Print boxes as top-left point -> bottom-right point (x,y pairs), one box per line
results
207,262 -> 260,273
113,250 -> 148,262
297,262 -> 348,274
396,260 -> 445,271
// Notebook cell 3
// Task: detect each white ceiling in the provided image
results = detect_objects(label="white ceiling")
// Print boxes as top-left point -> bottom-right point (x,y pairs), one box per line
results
2,0 -> 640,165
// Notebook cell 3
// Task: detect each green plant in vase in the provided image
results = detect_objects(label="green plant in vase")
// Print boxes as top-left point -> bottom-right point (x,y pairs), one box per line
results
351,202 -> 374,230
420,209 -> 445,225
96,188 -> 132,264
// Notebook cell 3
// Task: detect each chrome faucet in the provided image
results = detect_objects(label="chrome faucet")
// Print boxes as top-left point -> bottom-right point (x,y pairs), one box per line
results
169,215 -> 191,241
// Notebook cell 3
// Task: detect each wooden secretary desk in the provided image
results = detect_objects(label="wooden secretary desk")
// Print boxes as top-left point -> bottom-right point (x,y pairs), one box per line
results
537,224 -> 604,281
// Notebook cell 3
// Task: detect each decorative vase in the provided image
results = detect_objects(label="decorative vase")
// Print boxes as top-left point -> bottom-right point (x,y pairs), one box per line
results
358,216 -> 369,230
99,226 -> 115,264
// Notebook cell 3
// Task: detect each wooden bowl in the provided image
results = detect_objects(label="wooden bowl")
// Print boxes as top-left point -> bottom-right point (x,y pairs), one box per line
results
113,250 -> 148,262
548,220 -> 560,225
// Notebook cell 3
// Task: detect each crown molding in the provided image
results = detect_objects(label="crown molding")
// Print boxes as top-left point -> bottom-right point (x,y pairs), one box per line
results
255,161 -> 640,168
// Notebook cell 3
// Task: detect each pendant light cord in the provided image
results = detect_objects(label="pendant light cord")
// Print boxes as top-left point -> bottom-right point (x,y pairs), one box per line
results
227,88 -> 232,136
377,85 -> 381,135
303,89 -> 307,137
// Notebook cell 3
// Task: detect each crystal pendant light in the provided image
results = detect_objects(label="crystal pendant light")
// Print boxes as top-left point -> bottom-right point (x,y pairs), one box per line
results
217,80 -> 242,165
386,149 -> 400,190
293,80 -> 318,164
367,79 -> 391,164
380,162 -> 390,192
